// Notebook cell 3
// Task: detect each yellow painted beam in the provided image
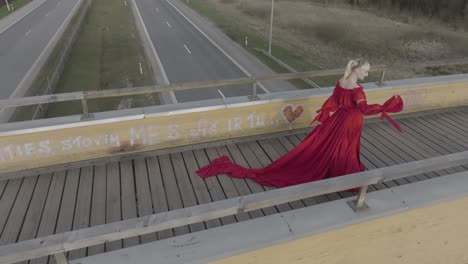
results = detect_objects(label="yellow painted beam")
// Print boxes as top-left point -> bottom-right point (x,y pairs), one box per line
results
1,81 -> 467,173
210,196 -> 468,264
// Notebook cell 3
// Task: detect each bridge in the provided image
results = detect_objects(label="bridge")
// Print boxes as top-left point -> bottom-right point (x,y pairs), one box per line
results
0,63 -> 468,263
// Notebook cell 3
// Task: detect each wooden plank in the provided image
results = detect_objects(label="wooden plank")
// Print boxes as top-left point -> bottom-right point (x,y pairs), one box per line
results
246,141 -> 293,212
384,113 -> 463,169
3,151 -> 468,264
159,154 -> 190,236
388,120 -> 461,173
192,149 -> 238,226
0,180 -> 7,200
377,120 -> 460,176
12,175 -> 52,264
421,114 -> 468,148
120,160 -> 139,248
420,115 -> 468,149
29,171 -> 66,264
399,118 -> 467,172
105,162 -> 122,251
438,112 -> 468,136
232,143 -> 279,216
216,145 -> 264,219
0,179 -> 23,238
362,128 -> 428,182
360,136 -> 406,186
204,148 -> 251,222
366,124 -> 444,179
399,119 -> 466,173
170,153 -> 206,233
88,165 -> 106,256
134,158 -> 157,243
68,167 -> 93,261
409,118 -> 467,153
437,113 -> 468,162
49,169 -> 80,264
145,157 -> 173,240
444,110 -> 468,128
181,151 -> 222,229
395,120 -> 449,158
15,174 -> 52,245
0,176 -> 37,246
420,115 -> 468,171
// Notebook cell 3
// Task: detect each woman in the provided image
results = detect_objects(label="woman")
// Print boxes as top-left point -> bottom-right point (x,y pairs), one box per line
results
197,59 -> 403,188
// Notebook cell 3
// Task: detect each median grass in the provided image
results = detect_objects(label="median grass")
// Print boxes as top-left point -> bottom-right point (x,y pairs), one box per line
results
45,0 -> 157,118
0,0 -> 32,20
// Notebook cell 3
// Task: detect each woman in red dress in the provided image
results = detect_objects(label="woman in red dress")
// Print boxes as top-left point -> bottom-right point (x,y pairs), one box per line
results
197,59 -> 403,188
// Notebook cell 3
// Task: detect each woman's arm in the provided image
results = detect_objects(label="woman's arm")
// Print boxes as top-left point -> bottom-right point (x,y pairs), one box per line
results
355,90 -> 404,132
356,98 -> 382,116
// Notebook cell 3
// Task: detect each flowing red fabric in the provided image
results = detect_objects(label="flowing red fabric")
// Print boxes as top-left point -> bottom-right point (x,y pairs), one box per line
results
196,83 -> 404,188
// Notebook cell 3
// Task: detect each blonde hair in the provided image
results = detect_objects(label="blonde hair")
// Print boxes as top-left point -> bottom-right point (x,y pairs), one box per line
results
340,58 -> 370,81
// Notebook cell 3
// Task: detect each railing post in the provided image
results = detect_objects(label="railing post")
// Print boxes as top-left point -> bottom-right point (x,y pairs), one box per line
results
249,79 -> 259,101
54,253 -> 69,264
347,185 -> 370,212
377,68 -> 386,86
81,92 -> 93,120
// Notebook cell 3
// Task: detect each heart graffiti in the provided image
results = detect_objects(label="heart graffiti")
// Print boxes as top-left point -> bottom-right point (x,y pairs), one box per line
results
281,104 -> 304,124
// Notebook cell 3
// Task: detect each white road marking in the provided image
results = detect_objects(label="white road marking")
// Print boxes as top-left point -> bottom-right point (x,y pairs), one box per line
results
166,22 -> 171,28
25,30 -> 31,36
156,8 -> 160,12
131,0 -> 177,103
184,44 -> 191,54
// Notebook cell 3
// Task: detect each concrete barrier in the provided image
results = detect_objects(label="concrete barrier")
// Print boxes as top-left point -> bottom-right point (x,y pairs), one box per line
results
0,75 -> 467,174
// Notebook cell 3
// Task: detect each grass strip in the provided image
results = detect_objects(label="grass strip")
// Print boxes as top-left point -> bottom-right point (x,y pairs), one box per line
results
0,0 -> 32,20
45,0 -> 157,118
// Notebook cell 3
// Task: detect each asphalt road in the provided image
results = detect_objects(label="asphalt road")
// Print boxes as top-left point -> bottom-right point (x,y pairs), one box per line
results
0,0 -> 79,99
134,0 -> 292,103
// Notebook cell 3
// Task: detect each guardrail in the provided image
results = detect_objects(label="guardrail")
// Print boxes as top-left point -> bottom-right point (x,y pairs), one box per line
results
0,58 -> 467,119
1,150 -> 467,264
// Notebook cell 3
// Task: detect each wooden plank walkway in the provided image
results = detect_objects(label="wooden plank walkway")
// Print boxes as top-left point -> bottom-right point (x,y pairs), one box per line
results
1,107 -> 468,262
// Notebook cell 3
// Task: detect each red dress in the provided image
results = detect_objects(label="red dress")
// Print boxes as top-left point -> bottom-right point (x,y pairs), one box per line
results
197,83 -> 403,188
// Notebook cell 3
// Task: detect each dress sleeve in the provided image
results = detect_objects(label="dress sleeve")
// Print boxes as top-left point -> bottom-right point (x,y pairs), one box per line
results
354,89 -> 404,132
310,91 -> 340,125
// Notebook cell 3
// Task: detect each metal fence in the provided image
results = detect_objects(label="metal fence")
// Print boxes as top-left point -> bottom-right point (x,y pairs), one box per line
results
0,58 -> 467,120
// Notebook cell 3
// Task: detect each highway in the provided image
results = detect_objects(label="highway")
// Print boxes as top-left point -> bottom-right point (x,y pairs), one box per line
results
134,0 -> 296,103
0,0 -> 80,99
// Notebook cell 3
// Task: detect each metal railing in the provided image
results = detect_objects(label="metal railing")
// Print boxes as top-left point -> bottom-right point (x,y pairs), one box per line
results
1,58 -> 467,120
0,150 -> 467,264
